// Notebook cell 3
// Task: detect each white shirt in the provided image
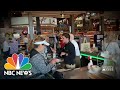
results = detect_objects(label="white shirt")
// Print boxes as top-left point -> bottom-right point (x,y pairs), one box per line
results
71,40 -> 81,57
3,41 -> 10,52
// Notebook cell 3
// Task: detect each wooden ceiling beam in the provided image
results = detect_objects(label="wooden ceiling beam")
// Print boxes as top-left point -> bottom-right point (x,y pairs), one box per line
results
22,11 -> 86,18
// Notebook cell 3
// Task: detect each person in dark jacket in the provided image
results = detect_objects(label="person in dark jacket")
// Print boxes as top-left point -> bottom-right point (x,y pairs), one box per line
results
60,33 -> 76,69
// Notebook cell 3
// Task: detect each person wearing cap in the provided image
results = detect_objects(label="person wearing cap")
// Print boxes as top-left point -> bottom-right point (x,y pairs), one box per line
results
29,35 -> 61,79
69,33 -> 81,68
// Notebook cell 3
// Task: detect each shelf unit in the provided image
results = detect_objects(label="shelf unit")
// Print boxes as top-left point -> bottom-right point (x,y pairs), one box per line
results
75,31 -> 96,47
54,27 -> 69,33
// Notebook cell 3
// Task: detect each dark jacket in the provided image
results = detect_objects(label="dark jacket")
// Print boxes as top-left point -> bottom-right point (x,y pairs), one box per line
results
62,41 -> 76,65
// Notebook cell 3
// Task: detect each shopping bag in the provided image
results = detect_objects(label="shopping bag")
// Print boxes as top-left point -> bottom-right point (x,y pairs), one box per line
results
81,37 -> 90,52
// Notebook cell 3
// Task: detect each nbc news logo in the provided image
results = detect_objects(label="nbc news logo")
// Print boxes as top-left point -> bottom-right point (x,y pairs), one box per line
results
102,66 -> 114,71
4,53 -> 32,76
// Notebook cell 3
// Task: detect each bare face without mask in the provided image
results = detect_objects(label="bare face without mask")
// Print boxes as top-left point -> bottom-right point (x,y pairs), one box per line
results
62,36 -> 68,44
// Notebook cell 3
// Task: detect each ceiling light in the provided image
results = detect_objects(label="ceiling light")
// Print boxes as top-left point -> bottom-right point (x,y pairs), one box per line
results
61,14 -> 64,18
87,12 -> 90,15
91,13 -> 96,16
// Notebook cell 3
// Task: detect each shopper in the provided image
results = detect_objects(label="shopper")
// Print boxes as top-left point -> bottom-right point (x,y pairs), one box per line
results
3,38 -> 10,59
23,35 -> 29,54
9,38 -> 19,56
29,35 -> 63,79
117,34 -> 120,48
102,31 -> 120,79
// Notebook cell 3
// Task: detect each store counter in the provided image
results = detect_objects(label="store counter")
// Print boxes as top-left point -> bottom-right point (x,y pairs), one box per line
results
80,51 -> 105,67
88,72 -> 114,79
57,66 -> 113,79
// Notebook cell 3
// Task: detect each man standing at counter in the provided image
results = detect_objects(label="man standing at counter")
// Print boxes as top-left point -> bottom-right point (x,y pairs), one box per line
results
60,33 -> 76,69
69,33 -> 81,68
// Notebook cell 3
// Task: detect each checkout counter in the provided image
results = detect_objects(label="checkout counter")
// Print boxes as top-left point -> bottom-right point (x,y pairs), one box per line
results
54,51 -> 111,79
80,51 -> 115,79
80,51 -> 104,67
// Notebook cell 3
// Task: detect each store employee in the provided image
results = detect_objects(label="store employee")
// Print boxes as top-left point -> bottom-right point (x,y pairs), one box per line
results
60,33 -> 76,69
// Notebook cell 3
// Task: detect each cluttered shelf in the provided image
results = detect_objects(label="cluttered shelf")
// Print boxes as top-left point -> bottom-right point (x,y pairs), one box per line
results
75,31 -> 96,45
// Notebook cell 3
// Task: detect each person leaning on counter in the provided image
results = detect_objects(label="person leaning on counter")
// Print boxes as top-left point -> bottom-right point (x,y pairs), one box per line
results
28,35 -> 60,79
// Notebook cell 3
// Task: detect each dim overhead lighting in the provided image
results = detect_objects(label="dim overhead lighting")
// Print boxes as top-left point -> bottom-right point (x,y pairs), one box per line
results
87,12 -> 90,15
91,13 -> 96,16
60,11 -> 65,18
61,14 -> 64,18
86,15 -> 89,18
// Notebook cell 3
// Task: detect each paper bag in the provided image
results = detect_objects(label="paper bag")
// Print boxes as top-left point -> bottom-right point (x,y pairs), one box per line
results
81,37 -> 90,52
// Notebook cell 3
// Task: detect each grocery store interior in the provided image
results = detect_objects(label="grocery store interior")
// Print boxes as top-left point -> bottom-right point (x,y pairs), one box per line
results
0,11 -> 120,79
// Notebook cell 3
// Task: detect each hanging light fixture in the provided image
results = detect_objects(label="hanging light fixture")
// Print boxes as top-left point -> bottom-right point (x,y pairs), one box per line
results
61,11 -> 65,18
61,14 -> 65,18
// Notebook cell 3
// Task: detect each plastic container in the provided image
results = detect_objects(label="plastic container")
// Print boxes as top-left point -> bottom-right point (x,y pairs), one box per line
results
88,65 -> 102,74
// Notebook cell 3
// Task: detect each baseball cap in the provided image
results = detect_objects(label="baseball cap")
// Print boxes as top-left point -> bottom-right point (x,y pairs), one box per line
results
34,40 -> 50,46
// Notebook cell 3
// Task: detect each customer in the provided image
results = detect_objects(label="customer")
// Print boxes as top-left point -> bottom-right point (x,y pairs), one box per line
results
55,33 -> 65,58
9,38 -> 19,56
23,35 -> 29,53
38,34 -> 55,59
3,38 -> 10,59
60,33 -> 76,69
59,34 -> 65,49
102,31 -> 120,79
117,34 -> 120,48
29,35 -> 62,79
69,33 -> 81,68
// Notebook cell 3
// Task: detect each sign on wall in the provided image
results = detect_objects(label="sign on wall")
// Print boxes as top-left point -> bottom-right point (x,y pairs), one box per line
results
11,17 -> 57,26
11,17 -> 29,25
33,17 -> 57,25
